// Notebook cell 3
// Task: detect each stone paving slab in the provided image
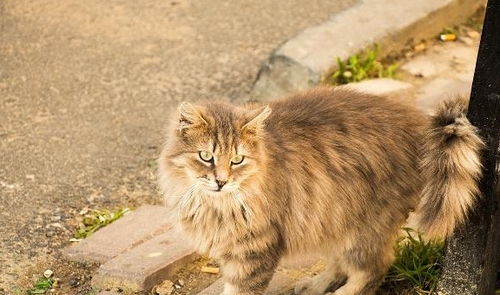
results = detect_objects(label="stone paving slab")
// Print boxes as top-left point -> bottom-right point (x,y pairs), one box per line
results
62,205 -> 174,264
91,228 -> 197,294
345,78 -> 414,96
198,268 -> 316,295
415,78 -> 472,114
97,291 -> 122,295
198,256 -> 323,295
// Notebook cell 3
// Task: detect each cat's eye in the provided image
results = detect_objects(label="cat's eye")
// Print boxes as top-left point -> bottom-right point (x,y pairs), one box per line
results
199,151 -> 213,162
231,155 -> 244,165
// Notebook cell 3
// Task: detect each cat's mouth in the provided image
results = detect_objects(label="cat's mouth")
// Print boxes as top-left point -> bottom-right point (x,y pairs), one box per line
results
203,185 -> 238,194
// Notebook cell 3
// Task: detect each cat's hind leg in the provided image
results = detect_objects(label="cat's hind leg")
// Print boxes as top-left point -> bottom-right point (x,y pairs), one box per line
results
294,255 -> 347,295
329,234 -> 396,295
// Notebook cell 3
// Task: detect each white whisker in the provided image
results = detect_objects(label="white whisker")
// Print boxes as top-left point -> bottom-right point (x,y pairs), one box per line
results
178,184 -> 199,219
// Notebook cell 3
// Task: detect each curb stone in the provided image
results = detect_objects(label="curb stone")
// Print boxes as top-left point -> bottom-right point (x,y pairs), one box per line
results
91,229 -> 197,294
62,205 -> 175,264
250,0 -> 483,101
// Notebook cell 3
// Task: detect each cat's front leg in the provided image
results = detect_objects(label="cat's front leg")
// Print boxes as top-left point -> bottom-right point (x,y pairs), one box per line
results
220,250 -> 281,295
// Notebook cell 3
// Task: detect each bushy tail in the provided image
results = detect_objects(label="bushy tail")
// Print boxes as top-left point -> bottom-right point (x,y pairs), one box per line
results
411,97 -> 485,238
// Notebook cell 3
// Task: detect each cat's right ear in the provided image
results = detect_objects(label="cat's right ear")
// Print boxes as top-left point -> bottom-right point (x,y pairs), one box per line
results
178,102 -> 207,130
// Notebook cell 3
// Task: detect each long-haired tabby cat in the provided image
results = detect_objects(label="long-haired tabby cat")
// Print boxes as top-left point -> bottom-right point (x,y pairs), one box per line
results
158,86 -> 483,295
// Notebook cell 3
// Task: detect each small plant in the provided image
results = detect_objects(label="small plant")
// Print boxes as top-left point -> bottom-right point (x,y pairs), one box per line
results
330,45 -> 399,85
27,277 -> 53,295
385,228 -> 445,294
73,208 -> 131,240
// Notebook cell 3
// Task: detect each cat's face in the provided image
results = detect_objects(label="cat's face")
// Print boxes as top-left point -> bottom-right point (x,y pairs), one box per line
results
161,101 -> 271,196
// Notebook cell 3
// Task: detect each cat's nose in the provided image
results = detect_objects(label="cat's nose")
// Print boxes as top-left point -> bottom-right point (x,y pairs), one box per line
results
216,180 -> 227,191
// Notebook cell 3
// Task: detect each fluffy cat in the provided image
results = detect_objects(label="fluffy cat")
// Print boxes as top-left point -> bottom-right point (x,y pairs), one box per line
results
158,86 -> 483,295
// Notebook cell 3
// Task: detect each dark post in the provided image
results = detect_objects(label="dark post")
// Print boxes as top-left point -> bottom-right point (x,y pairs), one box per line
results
437,0 -> 500,294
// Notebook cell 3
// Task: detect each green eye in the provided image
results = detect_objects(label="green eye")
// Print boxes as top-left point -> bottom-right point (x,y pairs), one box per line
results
231,155 -> 244,165
199,151 -> 213,162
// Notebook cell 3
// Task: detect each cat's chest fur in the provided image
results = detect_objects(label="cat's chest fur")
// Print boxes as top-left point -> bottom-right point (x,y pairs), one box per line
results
179,192 -> 263,258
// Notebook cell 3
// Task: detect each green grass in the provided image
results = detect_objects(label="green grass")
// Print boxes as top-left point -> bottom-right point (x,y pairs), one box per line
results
465,6 -> 485,32
439,27 -> 458,36
73,208 -> 131,240
330,45 -> 399,85
84,289 -> 98,295
27,277 -> 53,295
385,228 -> 445,294
147,158 -> 158,168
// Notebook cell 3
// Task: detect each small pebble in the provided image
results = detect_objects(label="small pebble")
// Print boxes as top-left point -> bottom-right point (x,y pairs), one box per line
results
69,277 -> 79,287
467,30 -> 480,39
43,269 -> 54,278
413,42 -> 426,52
458,36 -> 473,46
155,280 -> 174,295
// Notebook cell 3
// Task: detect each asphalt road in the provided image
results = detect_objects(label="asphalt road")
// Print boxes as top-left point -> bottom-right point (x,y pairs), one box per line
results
0,0 -> 356,290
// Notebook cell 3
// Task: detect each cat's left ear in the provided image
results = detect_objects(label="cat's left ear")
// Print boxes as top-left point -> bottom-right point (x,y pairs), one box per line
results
242,106 -> 271,135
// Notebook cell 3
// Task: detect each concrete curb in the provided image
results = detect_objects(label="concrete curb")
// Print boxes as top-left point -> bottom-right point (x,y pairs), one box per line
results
250,0 -> 483,101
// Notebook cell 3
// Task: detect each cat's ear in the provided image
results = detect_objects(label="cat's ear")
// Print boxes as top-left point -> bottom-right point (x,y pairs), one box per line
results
242,106 -> 271,135
178,102 -> 207,129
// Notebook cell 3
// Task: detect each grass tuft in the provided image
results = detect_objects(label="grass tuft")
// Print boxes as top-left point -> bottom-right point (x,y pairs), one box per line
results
385,228 -> 445,294
73,208 -> 131,240
27,277 -> 53,295
330,45 -> 398,85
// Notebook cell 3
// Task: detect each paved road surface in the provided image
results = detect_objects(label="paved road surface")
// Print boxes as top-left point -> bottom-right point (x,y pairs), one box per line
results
0,0 -> 356,289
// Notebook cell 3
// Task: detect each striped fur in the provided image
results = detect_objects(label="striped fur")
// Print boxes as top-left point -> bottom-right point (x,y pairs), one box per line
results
158,87 -> 483,295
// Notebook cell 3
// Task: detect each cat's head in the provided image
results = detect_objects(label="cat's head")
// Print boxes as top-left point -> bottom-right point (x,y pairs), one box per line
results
159,101 -> 271,197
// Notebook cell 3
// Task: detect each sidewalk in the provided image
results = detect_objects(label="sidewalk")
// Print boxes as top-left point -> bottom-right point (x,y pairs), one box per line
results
0,0 -> 357,293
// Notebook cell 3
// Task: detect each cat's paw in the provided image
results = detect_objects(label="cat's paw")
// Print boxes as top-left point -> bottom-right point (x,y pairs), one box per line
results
294,277 -> 323,295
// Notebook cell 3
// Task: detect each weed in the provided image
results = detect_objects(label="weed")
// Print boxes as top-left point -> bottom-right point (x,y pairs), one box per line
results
84,288 -> 98,295
147,159 -> 158,168
465,6 -> 485,32
73,208 -> 131,240
384,228 -> 445,294
330,45 -> 399,85
439,27 -> 458,35
27,277 -> 53,295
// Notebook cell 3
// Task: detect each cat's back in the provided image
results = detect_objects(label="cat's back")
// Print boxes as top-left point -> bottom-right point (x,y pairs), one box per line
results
266,86 -> 427,137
